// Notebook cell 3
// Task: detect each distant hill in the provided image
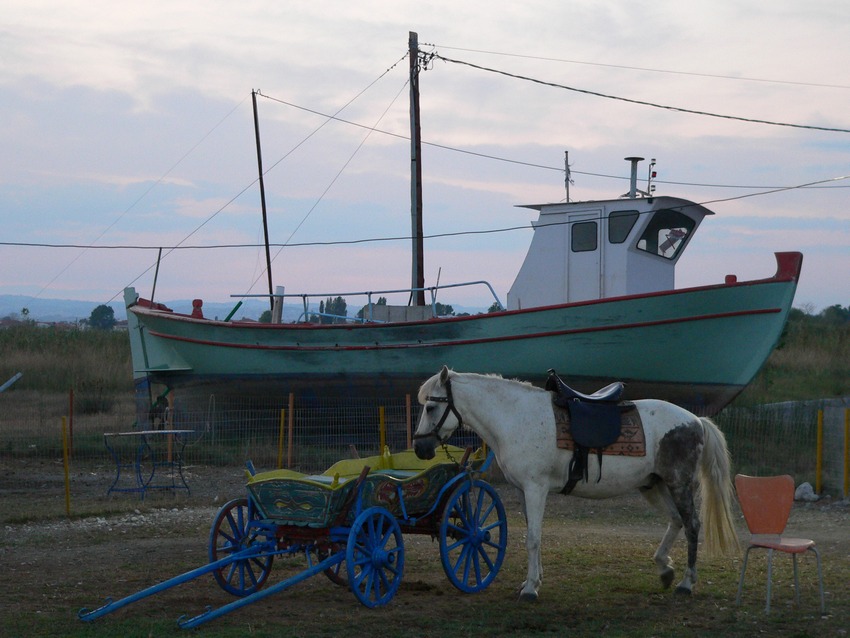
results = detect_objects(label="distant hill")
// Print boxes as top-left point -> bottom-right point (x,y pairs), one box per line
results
0,294 -> 270,323
0,295 -> 125,323
0,294 -> 487,323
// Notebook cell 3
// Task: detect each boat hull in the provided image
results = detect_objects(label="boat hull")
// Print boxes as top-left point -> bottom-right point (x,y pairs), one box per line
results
126,252 -> 802,416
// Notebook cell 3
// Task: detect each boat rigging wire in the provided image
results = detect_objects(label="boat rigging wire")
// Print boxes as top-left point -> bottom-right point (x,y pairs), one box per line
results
110,55 -> 409,304
34,95 -> 251,302
244,76 -> 410,297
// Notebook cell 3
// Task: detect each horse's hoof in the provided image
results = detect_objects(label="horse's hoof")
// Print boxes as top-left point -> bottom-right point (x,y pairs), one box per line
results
674,586 -> 692,596
660,567 -> 675,590
518,591 -> 539,602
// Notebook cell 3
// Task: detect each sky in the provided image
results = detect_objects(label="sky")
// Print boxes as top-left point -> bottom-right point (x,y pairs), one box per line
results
2,0 -> 849,316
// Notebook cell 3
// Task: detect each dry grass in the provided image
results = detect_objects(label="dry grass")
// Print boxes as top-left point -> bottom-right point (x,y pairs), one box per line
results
0,324 -> 132,395
735,318 -> 850,404
1,462 -> 848,638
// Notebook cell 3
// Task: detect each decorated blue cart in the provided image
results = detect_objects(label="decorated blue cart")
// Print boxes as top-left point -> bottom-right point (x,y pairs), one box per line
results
79,445 -> 507,629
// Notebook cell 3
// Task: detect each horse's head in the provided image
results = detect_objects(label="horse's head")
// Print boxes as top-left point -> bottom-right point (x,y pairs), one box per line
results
413,365 -> 463,460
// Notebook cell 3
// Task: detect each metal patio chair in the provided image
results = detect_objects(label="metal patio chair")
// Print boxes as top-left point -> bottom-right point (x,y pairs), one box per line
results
734,474 -> 825,614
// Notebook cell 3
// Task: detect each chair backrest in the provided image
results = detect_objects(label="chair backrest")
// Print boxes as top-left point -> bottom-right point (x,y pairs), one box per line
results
735,474 -> 794,535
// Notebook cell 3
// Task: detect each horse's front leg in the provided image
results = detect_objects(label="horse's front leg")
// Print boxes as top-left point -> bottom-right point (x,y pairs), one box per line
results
518,486 -> 547,601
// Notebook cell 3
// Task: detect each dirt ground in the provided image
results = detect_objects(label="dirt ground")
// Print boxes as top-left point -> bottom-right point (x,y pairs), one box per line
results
2,458 -> 849,637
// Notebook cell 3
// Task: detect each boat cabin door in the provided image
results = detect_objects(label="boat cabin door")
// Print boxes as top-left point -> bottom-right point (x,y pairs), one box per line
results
567,211 -> 602,302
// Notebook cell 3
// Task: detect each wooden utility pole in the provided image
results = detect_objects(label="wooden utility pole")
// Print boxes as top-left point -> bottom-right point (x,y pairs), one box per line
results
409,32 -> 426,306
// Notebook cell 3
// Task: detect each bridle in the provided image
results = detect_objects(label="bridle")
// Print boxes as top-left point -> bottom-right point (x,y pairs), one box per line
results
413,377 -> 463,445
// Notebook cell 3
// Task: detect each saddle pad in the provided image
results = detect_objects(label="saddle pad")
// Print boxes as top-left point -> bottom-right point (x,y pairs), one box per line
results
555,405 -> 646,457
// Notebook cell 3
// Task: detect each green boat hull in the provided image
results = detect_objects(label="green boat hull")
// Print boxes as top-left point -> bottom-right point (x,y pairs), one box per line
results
126,252 -> 801,415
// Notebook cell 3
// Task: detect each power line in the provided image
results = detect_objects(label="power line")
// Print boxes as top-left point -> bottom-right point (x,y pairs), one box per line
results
261,95 -> 850,189
431,53 -> 850,134
6,174 -> 848,253
424,43 -> 850,91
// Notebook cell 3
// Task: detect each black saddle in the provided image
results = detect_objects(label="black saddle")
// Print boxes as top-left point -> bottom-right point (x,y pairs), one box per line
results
545,369 -> 628,494
546,368 -> 624,407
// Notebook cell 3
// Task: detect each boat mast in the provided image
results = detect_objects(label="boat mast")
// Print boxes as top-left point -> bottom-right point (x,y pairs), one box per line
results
252,89 -> 275,312
409,32 -> 426,306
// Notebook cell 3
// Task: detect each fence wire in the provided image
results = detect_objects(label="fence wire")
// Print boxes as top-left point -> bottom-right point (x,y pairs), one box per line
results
1,392 -> 845,501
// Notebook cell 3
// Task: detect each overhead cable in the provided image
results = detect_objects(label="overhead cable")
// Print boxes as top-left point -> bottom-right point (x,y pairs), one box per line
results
432,53 -> 850,134
424,43 -> 850,91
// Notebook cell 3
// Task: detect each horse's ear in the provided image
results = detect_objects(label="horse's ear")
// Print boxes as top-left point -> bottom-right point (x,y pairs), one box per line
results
440,365 -> 450,384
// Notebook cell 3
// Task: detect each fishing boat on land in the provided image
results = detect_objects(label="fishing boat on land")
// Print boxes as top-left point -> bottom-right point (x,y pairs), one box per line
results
124,34 -> 801,417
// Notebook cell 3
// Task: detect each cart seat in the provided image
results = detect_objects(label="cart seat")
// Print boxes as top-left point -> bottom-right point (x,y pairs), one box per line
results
248,445 -> 480,488
246,446 -> 483,526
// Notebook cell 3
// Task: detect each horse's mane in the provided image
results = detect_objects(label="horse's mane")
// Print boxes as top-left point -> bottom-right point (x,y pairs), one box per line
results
417,369 -> 538,403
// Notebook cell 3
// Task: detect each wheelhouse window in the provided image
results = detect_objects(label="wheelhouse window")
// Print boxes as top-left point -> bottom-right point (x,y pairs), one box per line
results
608,210 -> 639,244
636,209 -> 695,259
571,221 -> 598,252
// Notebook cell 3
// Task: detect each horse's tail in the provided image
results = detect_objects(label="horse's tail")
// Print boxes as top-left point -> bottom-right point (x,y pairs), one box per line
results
697,417 -> 741,556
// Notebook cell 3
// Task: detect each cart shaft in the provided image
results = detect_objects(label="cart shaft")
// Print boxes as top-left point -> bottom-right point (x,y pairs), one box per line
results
77,540 -> 277,622
178,551 -> 345,629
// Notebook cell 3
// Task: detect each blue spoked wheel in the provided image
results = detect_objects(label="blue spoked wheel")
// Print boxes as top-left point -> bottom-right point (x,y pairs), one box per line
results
209,497 -> 273,596
346,507 -> 405,607
439,479 -> 507,593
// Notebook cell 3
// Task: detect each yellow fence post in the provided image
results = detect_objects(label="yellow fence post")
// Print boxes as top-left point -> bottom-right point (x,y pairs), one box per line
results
287,393 -> 295,468
277,408 -> 286,469
166,391 -> 174,463
816,409 -> 824,495
61,416 -> 71,517
68,387 -> 74,460
406,394 -> 412,449
844,408 -> 850,498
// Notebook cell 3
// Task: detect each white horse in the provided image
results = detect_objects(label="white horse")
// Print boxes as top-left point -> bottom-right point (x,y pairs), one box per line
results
413,367 -> 739,601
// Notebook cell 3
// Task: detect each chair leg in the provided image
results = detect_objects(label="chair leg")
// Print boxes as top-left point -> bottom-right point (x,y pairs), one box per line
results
765,548 -> 774,613
793,553 -> 800,605
736,547 -> 753,606
810,547 -> 826,614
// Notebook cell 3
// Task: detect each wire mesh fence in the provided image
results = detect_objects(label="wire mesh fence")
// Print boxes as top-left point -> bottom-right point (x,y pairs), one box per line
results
1,390 -> 845,505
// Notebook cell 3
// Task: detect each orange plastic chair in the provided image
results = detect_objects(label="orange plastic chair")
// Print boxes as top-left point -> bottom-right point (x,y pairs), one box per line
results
734,474 -> 825,613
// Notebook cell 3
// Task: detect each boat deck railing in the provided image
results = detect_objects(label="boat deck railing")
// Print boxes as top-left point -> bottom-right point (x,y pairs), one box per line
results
234,280 -> 505,324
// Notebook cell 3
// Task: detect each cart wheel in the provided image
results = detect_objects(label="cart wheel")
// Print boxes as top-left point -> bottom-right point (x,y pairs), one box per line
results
346,507 -> 404,607
209,497 -> 273,596
439,479 -> 507,593
318,544 -> 348,587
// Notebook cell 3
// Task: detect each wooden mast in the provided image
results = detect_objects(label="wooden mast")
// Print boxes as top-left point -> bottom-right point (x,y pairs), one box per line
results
409,32 -> 426,306
252,89 -> 275,312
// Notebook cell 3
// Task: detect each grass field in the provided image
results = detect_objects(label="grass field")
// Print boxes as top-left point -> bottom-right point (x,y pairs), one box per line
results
1,462 -> 847,638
